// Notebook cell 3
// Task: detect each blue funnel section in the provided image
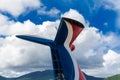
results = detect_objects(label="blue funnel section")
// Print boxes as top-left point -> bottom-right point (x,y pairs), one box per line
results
54,18 -> 68,45
16,35 -> 54,46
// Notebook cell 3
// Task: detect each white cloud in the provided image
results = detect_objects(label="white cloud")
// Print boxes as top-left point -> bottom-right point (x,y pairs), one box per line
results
73,27 -> 104,69
84,49 -> 120,77
0,9 -> 120,78
102,50 -> 120,77
0,0 -> 41,17
38,7 -> 60,17
0,13 -> 59,77
0,36 -> 53,77
93,0 -> 119,10
0,19 -> 39,35
0,14 -> 9,26
81,31 -> 120,77
0,0 -> 60,18
102,0 -> 120,10
103,32 -> 120,49
103,50 -> 120,67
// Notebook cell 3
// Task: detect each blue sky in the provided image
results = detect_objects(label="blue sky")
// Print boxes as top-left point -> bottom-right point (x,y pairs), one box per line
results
0,0 -> 118,33
5,0 -> 118,33
0,0 -> 120,78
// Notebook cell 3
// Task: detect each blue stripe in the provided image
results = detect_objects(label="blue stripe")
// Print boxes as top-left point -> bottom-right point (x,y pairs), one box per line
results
58,46 -> 75,80
51,45 -> 75,80
54,19 -> 68,45
16,35 -> 54,46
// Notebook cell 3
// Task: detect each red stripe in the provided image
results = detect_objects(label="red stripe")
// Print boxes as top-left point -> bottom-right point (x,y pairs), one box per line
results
78,66 -> 86,80
69,24 -> 83,51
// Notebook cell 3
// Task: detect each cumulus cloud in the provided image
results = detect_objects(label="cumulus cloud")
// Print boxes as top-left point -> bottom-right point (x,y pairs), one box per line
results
0,14 -> 9,26
103,50 -> 120,67
0,20 -> 38,35
0,9 -> 120,78
38,7 -> 60,17
102,0 -> 120,10
0,0 -> 60,18
103,32 -> 120,50
73,27 -> 104,68
0,36 -> 53,77
0,0 -> 41,17
103,50 -> 120,76
0,13 -> 59,77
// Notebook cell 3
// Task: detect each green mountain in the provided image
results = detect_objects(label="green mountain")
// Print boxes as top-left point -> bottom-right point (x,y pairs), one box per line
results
8,70 -> 54,80
104,74 -> 120,80
0,70 -> 104,80
1,70 -> 120,80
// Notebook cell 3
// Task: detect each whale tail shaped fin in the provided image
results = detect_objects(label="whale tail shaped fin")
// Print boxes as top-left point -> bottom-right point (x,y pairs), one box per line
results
54,17 -> 84,51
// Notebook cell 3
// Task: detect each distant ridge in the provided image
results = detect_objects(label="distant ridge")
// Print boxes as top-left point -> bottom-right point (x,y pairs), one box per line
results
16,70 -> 54,80
83,73 -> 104,80
0,70 -> 105,80
4,70 -> 120,80
0,76 -> 5,80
